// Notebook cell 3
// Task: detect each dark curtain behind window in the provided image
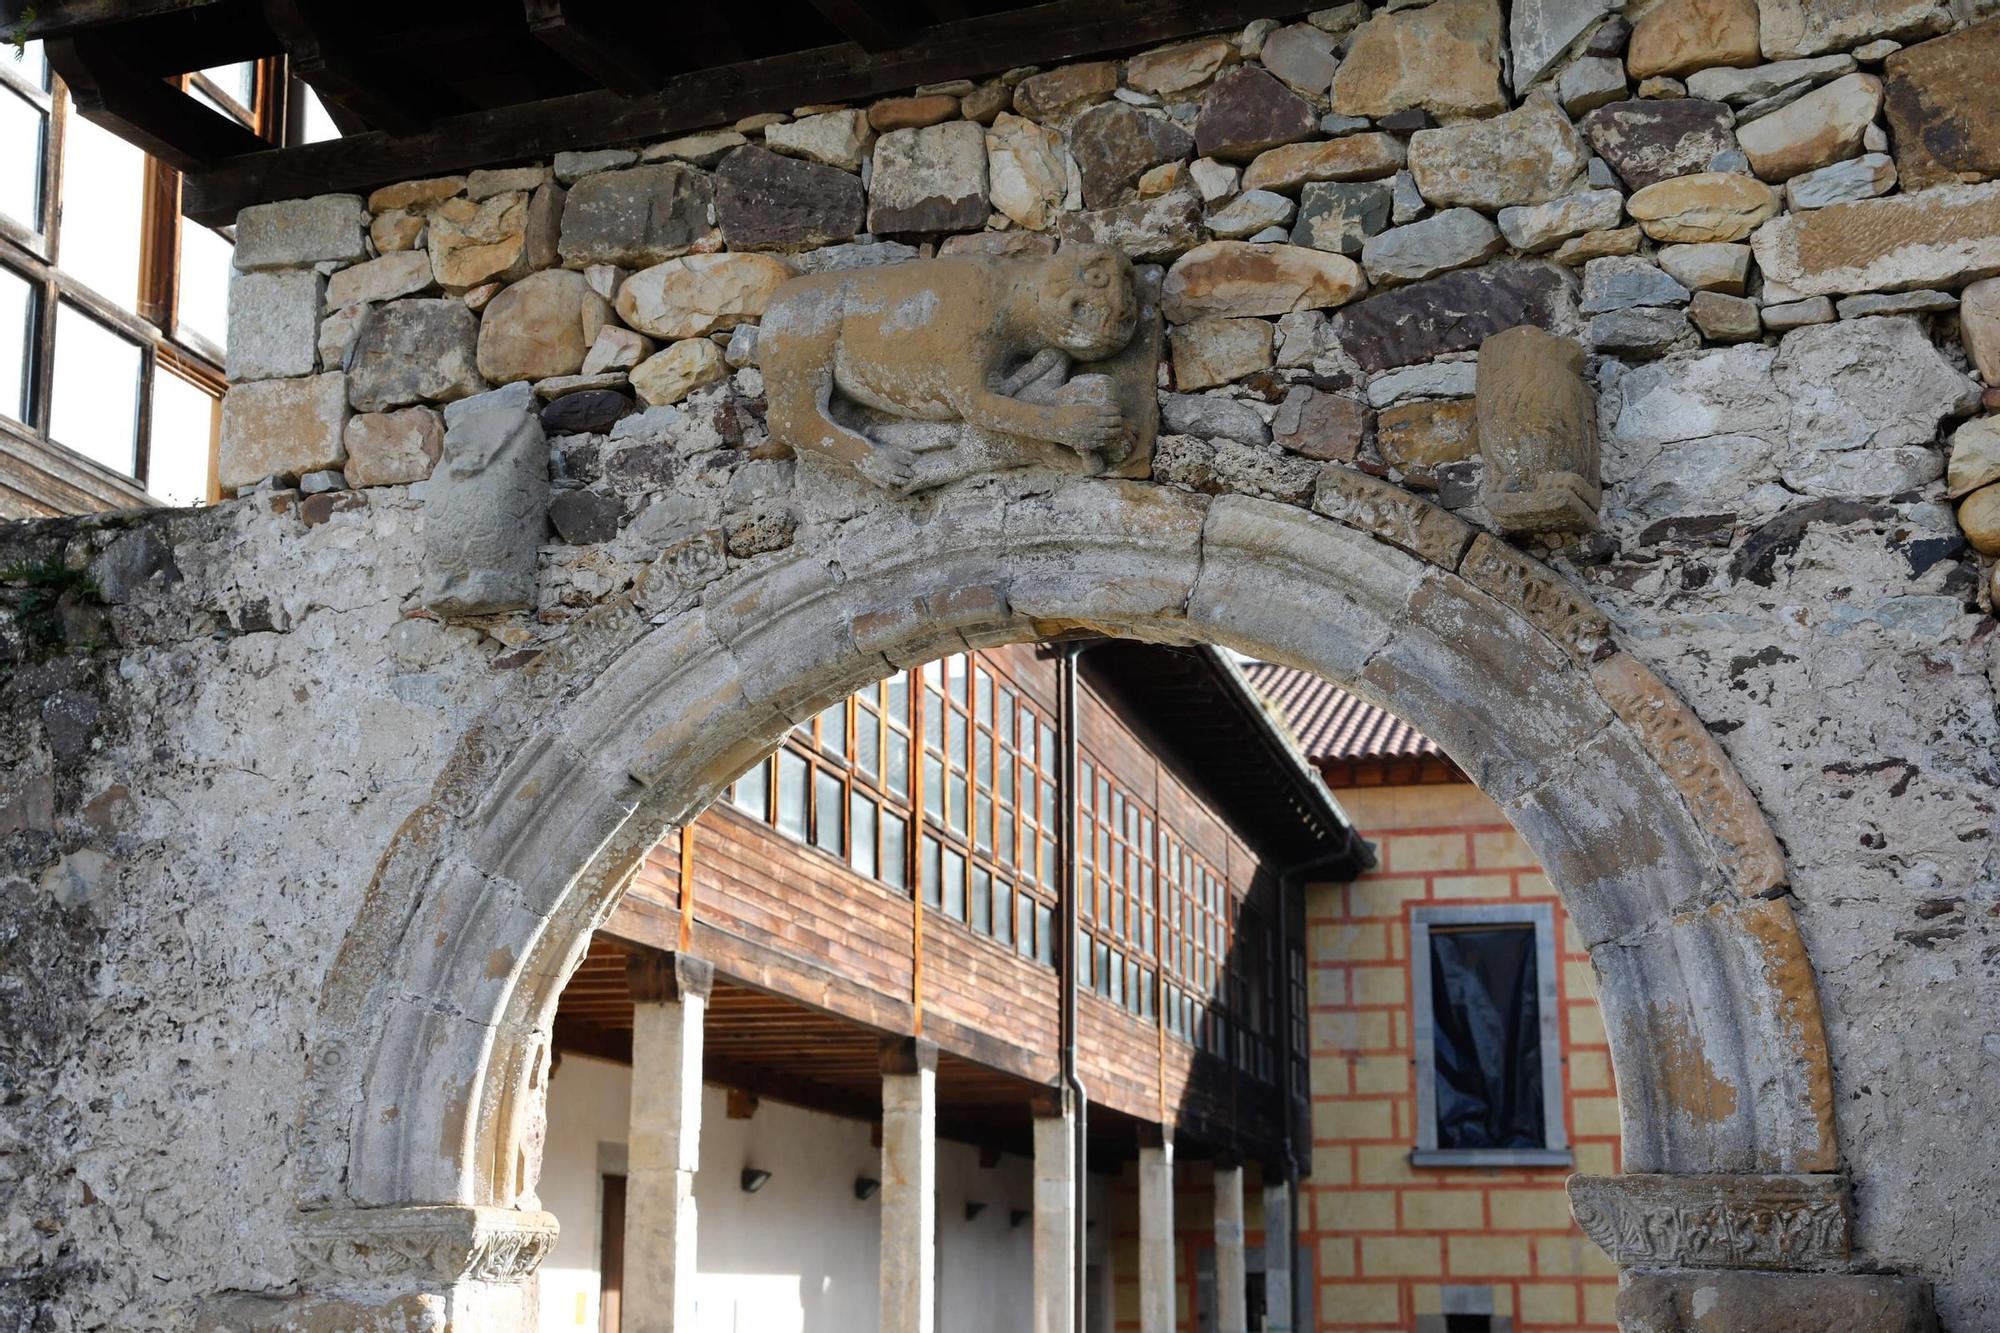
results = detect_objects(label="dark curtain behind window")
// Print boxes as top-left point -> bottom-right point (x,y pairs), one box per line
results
1429,925 -> 1543,1150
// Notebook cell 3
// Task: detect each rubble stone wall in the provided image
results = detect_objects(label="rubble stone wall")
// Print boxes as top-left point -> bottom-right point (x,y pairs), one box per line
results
6,1 -> 2000,1327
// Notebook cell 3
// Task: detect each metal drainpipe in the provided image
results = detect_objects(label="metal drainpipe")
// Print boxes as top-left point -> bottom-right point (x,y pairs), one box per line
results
1058,642 -> 1089,1332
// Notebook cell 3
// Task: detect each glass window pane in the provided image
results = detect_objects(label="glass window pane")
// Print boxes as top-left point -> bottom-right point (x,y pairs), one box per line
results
146,368 -> 215,506
0,264 -> 31,425
59,112 -> 145,309
882,812 -> 908,892
887,671 -> 910,724
0,87 -> 44,232
177,221 -> 233,350
850,793 -> 877,879
948,774 -> 967,831
923,755 -> 943,818
856,709 -> 880,777
921,835 -> 942,908
971,868 -> 991,935
943,848 -> 965,921
776,750 -> 808,839
887,731 -> 909,798
50,303 -> 140,474
814,768 -> 844,855
733,758 -> 771,819
818,703 -> 847,757
1016,895 -> 1034,958
199,62 -> 257,114
1037,905 -> 1055,965
993,883 -> 1013,947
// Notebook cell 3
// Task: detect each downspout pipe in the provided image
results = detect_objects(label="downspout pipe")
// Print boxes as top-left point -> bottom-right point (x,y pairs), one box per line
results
1058,642 -> 1089,1332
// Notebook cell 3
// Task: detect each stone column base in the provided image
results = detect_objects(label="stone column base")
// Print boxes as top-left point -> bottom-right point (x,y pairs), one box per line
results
1617,1270 -> 1938,1332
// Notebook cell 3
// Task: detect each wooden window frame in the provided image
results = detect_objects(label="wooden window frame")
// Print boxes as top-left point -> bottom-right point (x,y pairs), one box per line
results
0,52 -> 283,510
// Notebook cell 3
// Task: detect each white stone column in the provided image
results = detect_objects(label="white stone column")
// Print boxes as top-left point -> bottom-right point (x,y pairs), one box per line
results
1262,1180 -> 1293,1333
624,952 -> 711,1333
1032,1096 -> 1077,1333
881,1037 -> 938,1333
1213,1163 -> 1246,1333
1138,1136 -> 1175,1333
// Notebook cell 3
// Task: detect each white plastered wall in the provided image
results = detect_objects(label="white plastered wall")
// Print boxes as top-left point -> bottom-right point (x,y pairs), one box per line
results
538,1054 -> 1036,1332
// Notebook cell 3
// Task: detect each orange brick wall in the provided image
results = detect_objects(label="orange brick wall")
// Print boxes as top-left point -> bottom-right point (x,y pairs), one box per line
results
1304,782 -> 1621,1331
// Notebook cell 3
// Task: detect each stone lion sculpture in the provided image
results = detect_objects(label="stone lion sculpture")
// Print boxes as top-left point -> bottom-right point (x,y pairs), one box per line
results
760,242 -> 1160,493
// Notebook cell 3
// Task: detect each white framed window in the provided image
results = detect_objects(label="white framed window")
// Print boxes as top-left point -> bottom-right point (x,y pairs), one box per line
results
1409,903 -> 1569,1168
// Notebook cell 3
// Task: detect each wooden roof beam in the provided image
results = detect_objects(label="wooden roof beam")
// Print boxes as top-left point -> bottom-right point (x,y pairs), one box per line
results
47,32 -> 269,174
524,0 -> 658,98
806,0 -> 920,54
260,0 -> 450,136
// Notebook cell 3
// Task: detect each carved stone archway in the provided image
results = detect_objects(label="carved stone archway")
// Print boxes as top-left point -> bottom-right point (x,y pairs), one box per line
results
290,475 -> 1843,1323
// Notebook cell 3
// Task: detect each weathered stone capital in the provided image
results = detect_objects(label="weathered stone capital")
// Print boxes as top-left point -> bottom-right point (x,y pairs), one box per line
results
1567,1173 -> 1849,1270
293,1205 -> 559,1287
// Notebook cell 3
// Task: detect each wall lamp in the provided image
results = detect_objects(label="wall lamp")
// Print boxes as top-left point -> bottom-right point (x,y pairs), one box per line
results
740,1168 -> 772,1194
854,1176 -> 881,1201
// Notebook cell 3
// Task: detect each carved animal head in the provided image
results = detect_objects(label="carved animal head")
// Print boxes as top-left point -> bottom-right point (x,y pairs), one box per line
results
1037,244 -> 1138,360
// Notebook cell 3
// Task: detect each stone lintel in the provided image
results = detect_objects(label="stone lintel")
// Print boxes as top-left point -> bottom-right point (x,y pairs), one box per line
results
880,1034 -> 940,1075
1567,1173 -> 1849,1270
626,950 -> 713,1004
292,1204 -> 559,1287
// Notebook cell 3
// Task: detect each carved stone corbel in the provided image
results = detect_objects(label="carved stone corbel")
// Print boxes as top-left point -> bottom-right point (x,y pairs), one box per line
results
1477,324 -> 1601,535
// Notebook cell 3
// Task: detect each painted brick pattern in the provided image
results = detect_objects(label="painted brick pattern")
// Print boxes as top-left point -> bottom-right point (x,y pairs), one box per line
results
1303,783 -> 1619,1331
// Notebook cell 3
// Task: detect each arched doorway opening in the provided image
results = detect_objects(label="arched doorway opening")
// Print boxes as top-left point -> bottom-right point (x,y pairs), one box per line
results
289,477 -> 1838,1320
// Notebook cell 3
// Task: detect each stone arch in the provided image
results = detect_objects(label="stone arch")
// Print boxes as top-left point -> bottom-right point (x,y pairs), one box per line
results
294,474 -> 1837,1295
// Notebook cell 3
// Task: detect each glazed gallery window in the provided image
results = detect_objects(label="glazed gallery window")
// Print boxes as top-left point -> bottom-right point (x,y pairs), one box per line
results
1409,904 -> 1569,1167
0,48 -> 287,508
725,656 -> 1060,967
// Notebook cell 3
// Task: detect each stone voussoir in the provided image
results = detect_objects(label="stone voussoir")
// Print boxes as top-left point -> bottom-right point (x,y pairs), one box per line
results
1311,465 -> 1475,568
1591,652 -> 1789,894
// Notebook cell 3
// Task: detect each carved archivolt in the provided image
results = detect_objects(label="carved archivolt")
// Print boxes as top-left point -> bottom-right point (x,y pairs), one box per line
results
1567,1173 -> 1849,1270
